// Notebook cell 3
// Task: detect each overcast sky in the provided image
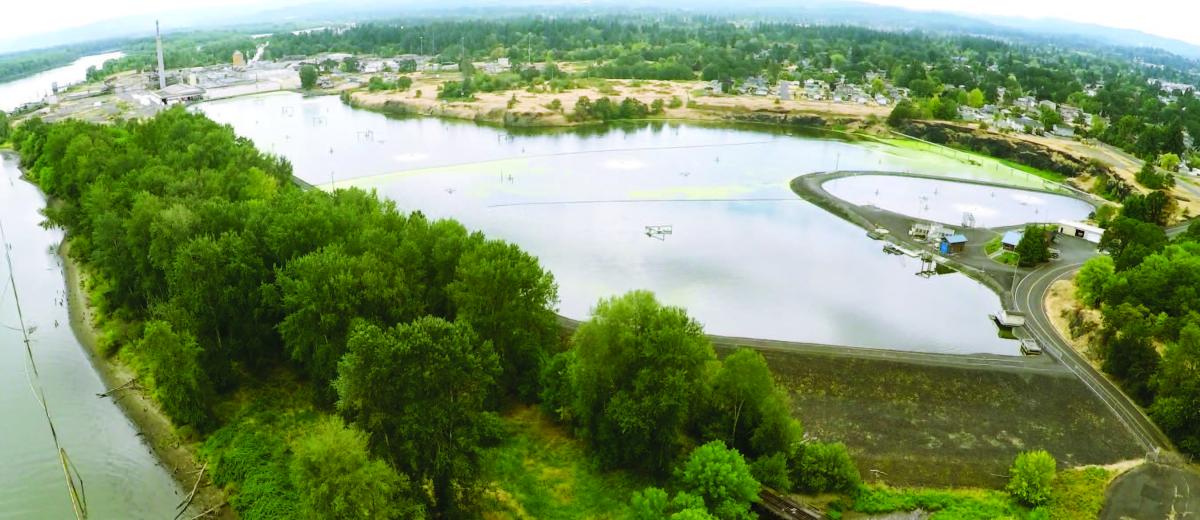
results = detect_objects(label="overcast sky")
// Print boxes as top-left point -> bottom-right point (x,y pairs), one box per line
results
4,0 -> 1200,46
861,0 -> 1200,46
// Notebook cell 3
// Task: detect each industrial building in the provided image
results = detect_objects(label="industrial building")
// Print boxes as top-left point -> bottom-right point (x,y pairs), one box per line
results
1057,220 -> 1104,244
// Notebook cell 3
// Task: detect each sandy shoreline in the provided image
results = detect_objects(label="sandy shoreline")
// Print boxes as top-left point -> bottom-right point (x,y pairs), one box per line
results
60,240 -> 232,518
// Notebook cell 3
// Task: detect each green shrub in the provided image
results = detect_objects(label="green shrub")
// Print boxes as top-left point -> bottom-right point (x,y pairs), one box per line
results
793,442 -> 861,494
1007,450 -> 1057,506
853,486 -> 1022,519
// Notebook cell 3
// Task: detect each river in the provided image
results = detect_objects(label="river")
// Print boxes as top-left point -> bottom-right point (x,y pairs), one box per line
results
0,57 -> 182,519
0,51 -> 123,113
198,92 -> 1091,355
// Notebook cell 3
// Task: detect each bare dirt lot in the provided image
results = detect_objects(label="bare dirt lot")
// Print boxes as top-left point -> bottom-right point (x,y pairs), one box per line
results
351,74 -> 890,127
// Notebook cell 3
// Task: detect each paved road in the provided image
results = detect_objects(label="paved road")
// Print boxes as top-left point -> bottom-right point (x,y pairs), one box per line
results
1013,248 -> 1171,454
1101,462 -> 1200,520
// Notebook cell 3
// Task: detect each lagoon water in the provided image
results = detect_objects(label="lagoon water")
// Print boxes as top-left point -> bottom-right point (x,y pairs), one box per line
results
200,92 -> 1060,355
824,174 -> 1094,228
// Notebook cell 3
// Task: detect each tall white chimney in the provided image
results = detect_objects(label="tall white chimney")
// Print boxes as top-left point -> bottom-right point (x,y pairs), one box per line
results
156,20 -> 166,90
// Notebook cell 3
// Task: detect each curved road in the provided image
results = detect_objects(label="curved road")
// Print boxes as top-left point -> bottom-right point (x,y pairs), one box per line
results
1014,258 -> 1171,454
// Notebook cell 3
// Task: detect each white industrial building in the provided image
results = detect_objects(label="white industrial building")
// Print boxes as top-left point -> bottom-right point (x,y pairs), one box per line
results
1057,220 -> 1104,244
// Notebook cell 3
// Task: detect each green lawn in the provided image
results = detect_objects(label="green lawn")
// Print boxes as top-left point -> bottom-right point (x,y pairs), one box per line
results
849,485 -> 1025,519
880,136 -> 1070,191
842,467 -> 1114,520
997,158 -> 1068,183
481,406 -> 645,519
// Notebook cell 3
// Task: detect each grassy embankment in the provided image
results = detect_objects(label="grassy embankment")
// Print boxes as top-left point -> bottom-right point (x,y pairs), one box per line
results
841,465 -> 1112,519
481,406 -> 646,518
881,136 -> 1068,186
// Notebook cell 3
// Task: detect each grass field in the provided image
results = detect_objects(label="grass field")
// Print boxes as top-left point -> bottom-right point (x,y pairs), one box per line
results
879,137 -> 1070,191
481,406 -> 646,519
757,348 -> 1141,488
837,466 -> 1111,520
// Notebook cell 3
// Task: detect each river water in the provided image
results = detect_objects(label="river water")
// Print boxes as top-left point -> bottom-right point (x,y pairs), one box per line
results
0,52 -> 123,112
1,58 -> 182,519
199,92 -> 1086,355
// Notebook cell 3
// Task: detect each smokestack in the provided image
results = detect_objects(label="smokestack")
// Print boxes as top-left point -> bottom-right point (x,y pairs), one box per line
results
156,20 -> 166,90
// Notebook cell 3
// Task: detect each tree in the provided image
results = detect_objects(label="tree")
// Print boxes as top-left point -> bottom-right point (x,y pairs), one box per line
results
0,110 -> 10,143
1007,450 -> 1057,506
932,97 -> 959,120
335,317 -> 500,516
300,65 -> 318,89
629,487 -> 671,520
676,441 -> 760,520
1099,216 -> 1167,269
1136,160 -> 1173,189
1038,106 -> 1063,131
966,87 -> 986,108
1159,153 -> 1181,172
1150,321 -> 1200,455
792,442 -> 861,494
1074,255 -> 1114,307
749,452 -> 791,491
1121,191 -> 1174,226
1098,303 -> 1161,404
1015,225 -> 1051,267
136,320 -> 214,431
449,239 -> 559,400
290,418 -> 423,519
570,290 -> 715,474
887,99 -> 922,126
701,349 -> 802,460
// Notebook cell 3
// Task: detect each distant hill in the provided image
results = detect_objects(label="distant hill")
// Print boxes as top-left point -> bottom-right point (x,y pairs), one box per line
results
3,0 -> 1198,62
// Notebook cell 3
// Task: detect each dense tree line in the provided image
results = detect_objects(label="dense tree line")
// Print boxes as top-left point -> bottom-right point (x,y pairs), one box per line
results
0,110 -> 10,142
1075,203 -> 1200,454
0,40 -> 129,83
257,13 -> 1200,162
14,108 -> 864,517
88,31 -> 260,81
11,109 -> 559,517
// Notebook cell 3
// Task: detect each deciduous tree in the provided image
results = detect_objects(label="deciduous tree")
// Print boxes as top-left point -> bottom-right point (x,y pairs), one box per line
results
570,290 -> 715,474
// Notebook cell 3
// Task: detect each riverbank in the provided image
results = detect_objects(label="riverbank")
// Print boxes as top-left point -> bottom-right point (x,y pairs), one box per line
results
60,239 -> 231,519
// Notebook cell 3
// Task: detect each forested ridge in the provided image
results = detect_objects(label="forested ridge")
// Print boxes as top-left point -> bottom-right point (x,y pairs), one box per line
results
0,41 -> 125,84
263,14 -> 1200,162
11,109 -> 865,518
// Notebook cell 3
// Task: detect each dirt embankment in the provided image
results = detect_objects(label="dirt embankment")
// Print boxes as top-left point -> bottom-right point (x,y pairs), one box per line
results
348,76 -> 882,129
759,346 -> 1141,489
61,241 -> 232,519
1044,276 -> 1105,371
